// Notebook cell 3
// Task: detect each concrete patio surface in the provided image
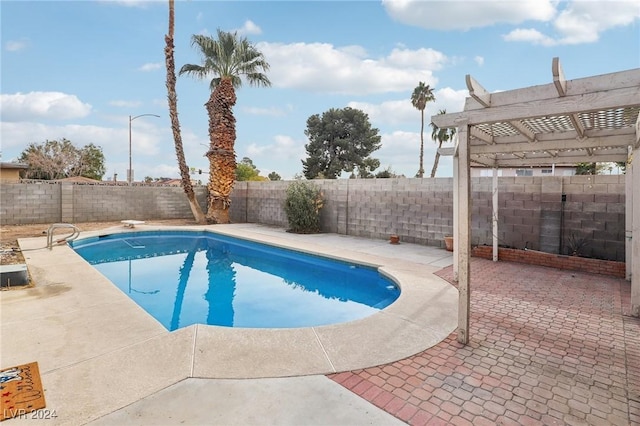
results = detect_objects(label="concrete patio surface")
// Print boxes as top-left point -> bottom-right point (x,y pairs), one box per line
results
1,224 -> 455,425
2,224 -> 638,425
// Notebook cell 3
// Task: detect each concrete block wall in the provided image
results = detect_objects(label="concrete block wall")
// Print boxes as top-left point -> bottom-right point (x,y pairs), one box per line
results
0,182 -> 207,225
561,175 -> 625,261
69,185 -> 208,222
471,177 -> 547,252
0,183 -> 61,224
0,176 -> 626,261
469,175 -> 625,261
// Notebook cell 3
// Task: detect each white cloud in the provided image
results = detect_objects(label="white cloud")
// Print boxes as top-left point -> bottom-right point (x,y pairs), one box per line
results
384,0 -> 639,47
241,106 -> 288,117
0,92 -> 92,121
348,87 -> 467,126
474,56 -> 485,66
503,1 -> 640,46
109,100 -> 142,108
382,0 -> 556,31
258,42 -> 445,95
377,129 -> 454,177
138,62 -> 162,72
245,134 -> 306,179
5,39 -> 28,52
234,20 -> 262,35
105,0 -> 158,8
551,1 -> 640,45
503,28 -> 556,46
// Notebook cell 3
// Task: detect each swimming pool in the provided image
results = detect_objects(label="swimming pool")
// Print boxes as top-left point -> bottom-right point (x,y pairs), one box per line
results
71,231 -> 400,330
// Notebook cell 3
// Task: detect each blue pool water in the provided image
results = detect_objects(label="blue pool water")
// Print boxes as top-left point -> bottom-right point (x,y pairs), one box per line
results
71,231 -> 400,330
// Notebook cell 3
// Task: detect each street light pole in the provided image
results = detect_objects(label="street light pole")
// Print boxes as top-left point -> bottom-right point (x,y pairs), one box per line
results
128,113 -> 160,185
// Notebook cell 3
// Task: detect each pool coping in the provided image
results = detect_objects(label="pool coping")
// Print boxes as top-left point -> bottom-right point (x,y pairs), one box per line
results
1,224 -> 457,424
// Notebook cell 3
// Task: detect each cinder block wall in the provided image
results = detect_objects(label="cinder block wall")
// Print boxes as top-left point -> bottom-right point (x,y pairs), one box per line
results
0,182 -> 61,224
469,175 -> 625,260
0,176 -> 626,261
0,182 -> 208,224
70,184 -> 208,222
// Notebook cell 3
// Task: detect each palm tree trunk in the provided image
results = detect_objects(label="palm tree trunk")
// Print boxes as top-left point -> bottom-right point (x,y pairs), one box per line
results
165,0 -> 206,223
205,245 -> 236,326
205,77 -> 237,224
170,240 -> 201,330
418,109 -> 425,178
430,140 -> 443,178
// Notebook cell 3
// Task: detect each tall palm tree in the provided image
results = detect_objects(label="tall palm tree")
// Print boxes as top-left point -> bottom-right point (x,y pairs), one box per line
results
180,30 -> 271,224
165,0 -> 205,223
429,109 -> 456,178
410,82 -> 435,178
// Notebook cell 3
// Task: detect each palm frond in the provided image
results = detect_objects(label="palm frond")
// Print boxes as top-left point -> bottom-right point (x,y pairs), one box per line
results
182,29 -> 271,91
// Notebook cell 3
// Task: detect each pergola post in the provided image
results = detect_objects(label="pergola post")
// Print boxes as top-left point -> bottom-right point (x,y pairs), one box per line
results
492,168 -> 499,261
453,144 -> 459,282
632,143 -> 640,316
626,146 -> 633,281
457,125 -> 471,344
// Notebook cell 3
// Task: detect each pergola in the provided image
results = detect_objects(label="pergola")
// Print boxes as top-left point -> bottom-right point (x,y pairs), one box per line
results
432,58 -> 640,344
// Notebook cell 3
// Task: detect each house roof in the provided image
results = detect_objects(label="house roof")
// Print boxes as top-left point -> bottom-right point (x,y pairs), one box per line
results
0,162 -> 29,170
54,176 -> 102,184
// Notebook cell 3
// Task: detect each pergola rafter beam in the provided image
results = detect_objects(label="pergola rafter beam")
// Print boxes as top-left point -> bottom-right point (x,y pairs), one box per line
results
471,127 -> 636,147
434,85 -> 640,128
466,75 -> 491,107
467,74 -> 538,142
462,68 -> 640,112
470,126 -> 494,144
478,153 -> 627,167
553,57 -> 586,138
507,120 -> 537,142
470,129 -> 635,155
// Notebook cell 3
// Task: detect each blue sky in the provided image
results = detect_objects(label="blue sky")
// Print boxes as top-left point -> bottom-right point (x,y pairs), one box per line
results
2,0 -> 639,181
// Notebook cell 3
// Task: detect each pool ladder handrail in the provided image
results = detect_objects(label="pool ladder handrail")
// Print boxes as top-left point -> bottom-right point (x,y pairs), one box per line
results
47,223 -> 81,249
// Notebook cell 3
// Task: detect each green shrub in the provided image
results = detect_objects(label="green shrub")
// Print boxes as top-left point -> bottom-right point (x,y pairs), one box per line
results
284,181 -> 324,233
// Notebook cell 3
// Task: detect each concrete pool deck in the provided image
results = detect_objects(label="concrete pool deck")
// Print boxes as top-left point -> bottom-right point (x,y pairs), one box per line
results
1,224 -> 455,425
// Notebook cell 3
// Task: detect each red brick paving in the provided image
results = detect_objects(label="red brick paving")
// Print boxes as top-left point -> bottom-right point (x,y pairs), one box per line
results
329,259 -> 639,425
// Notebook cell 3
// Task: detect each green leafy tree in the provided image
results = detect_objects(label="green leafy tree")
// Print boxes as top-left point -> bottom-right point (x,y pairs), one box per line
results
575,162 -> 598,175
268,171 -> 281,181
75,143 -> 106,180
429,109 -> 456,178
18,139 -> 105,180
375,166 -> 401,178
235,157 -> 266,181
302,107 -> 381,179
411,82 -> 435,178
353,157 -> 380,178
180,29 -> 271,224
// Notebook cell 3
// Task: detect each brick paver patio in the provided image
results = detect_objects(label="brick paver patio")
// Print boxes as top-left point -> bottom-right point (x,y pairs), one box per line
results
330,259 -> 640,425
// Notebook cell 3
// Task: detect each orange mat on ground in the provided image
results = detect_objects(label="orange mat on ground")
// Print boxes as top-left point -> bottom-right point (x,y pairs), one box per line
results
0,362 -> 46,421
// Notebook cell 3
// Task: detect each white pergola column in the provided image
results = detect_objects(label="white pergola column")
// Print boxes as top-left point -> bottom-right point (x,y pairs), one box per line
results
457,125 -> 471,344
492,168 -> 499,261
626,146 -> 633,281
632,143 -> 640,316
453,144 -> 459,282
